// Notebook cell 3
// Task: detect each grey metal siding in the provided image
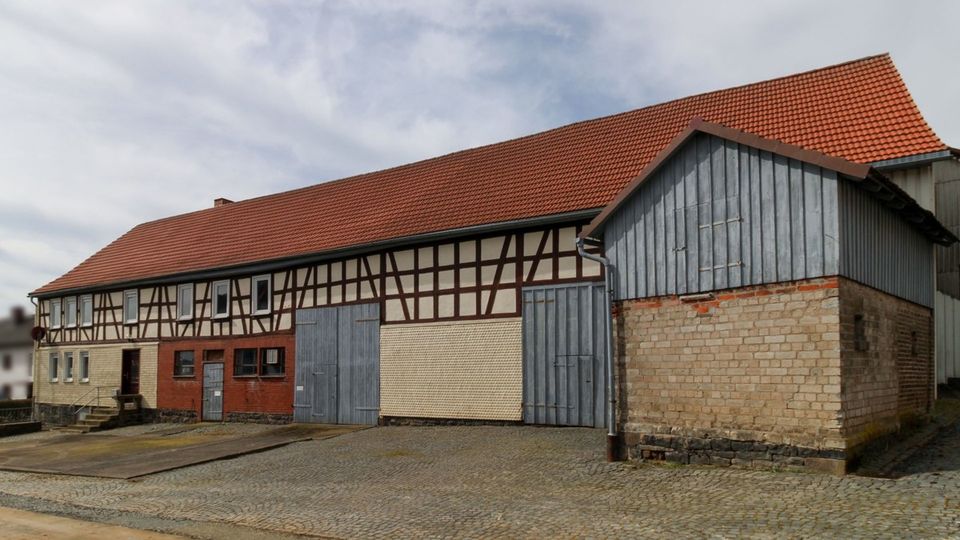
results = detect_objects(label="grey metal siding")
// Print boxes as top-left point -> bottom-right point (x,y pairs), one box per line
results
604,133 -> 840,301
838,180 -> 934,307
934,159 -> 960,298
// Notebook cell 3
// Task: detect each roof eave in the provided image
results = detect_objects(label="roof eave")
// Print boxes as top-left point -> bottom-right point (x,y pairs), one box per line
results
31,208 -> 602,299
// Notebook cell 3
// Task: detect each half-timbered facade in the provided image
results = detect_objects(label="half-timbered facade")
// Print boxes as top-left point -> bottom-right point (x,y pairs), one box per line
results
29,55 -> 960,472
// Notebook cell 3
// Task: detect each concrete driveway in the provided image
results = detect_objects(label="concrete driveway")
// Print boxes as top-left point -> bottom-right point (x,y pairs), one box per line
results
0,423 -> 362,478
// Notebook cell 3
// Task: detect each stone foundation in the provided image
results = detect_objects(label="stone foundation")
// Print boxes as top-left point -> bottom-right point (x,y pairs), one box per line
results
224,411 -> 292,424
157,408 -> 199,423
380,416 -> 523,427
34,403 -> 76,426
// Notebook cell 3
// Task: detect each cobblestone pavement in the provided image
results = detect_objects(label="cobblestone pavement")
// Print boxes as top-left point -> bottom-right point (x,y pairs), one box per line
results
0,425 -> 958,539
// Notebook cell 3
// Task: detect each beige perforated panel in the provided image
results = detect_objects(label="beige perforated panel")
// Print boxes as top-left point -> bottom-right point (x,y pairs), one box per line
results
380,319 -> 522,420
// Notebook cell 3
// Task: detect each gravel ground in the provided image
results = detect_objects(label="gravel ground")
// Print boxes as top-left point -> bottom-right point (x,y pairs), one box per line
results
0,424 -> 957,539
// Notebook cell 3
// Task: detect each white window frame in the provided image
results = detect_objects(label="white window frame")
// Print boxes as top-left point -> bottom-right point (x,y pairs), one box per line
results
79,351 -> 90,383
212,280 -> 230,319
80,294 -> 93,327
49,352 -> 59,382
252,275 -> 272,315
123,289 -> 139,324
64,297 -> 77,328
177,283 -> 194,321
64,351 -> 74,382
49,299 -> 62,329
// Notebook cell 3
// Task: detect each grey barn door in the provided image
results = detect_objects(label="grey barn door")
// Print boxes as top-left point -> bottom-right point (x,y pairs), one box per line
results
202,362 -> 224,422
295,303 -> 380,425
522,282 -> 606,428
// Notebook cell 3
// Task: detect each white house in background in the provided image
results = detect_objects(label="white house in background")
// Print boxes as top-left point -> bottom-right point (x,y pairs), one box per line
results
0,307 -> 33,400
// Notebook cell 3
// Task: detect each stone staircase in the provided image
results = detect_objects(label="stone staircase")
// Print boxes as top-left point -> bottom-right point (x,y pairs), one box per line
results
59,406 -> 121,434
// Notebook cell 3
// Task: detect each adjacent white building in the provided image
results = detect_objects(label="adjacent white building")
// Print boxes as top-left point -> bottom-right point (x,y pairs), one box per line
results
0,307 -> 33,400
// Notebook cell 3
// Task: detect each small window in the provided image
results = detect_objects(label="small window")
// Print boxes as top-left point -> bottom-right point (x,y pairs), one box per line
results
260,348 -> 285,377
234,348 -> 258,377
174,351 -> 195,377
80,295 -> 93,327
252,275 -> 271,315
911,331 -> 919,356
79,351 -> 90,382
65,297 -> 77,328
49,352 -> 59,382
213,281 -> 230,318
50,299 -> 62,329
177,284 -> 194,320
1,355 -> 10,371
26,353 -> 32,374
0,385 -> 9,400
854,314 -> 868,352
123,290 -> 139,324
64,351 -> 74,382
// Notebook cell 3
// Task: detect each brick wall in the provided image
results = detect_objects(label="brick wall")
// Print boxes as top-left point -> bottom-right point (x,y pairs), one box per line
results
156,334 -> 295,421
838,278 -> 934,449
616,277 -> 849,470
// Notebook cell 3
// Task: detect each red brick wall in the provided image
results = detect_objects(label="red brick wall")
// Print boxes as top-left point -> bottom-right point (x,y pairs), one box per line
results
157,333 -> 295,418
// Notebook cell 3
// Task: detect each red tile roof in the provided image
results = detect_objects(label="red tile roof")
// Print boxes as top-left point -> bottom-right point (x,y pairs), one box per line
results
34,53 -> 946,295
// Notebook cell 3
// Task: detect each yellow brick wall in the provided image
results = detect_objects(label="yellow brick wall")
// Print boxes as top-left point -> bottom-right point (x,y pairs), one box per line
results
380,319 -> 522,420
617,278 -> 844,450
34,343 -> 158,409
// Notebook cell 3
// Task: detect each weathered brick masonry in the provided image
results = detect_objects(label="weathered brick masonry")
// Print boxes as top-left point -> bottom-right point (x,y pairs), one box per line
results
616,276 -> 934,472
157,334 -> 295,423
838,278 -> 934,449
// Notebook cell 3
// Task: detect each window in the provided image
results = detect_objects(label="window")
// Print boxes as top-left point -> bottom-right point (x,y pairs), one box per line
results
79,351 -> 90,382
26,352 -> 32,375
252,275 -> 271,315
123,290 -> 139,324
174,351 -> 195,377
234,348 -> 258,376
911,331 -> 919,356
213,281 -> 230,318
65,297 -> 77,328
50,299 -> 62,329
0,385 -> 9,400
80,295 -> 93,327
1,355 -> 10,371
854,314 -> 868,352
49,353 -> 59,382
177,284 -> 194,320
260,348 -> 285,377
64,352 -> 74,382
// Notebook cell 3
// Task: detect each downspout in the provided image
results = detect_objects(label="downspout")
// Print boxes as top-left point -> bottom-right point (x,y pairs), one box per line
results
576,237 -> 620,461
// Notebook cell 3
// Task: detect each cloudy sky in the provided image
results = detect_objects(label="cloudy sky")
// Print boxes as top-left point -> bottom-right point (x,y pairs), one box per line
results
0,0 -> 958,315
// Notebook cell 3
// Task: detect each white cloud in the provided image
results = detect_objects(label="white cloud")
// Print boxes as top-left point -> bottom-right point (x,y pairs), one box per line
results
0,0 -> 957,314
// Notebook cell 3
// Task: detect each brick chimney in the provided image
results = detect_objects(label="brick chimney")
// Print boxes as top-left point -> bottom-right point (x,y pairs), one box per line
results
214,198 -> 234,208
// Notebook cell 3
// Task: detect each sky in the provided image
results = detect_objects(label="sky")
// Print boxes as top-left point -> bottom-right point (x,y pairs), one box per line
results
0,0 -> 958,316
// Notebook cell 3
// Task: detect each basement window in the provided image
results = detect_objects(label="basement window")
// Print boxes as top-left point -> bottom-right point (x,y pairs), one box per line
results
234,348 -> 258,377
177,284 -> 194,321
64,352 -> 74,382
260,348 -> 285,377
80,295 -> 93,327
49,353 -> 59,382
79,351 -> 90,382
212,281 -> 230,319
123,290 -> 139,324
174,351 -> 195,377
252,275 -> 271,315
854,314 -> 869,352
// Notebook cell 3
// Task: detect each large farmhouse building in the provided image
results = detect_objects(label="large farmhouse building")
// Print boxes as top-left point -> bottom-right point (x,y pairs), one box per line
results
30,54 -> 959,472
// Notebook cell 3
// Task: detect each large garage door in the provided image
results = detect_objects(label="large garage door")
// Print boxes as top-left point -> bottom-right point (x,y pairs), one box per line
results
522,282 -> 606,428
295,303 -> 380,425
